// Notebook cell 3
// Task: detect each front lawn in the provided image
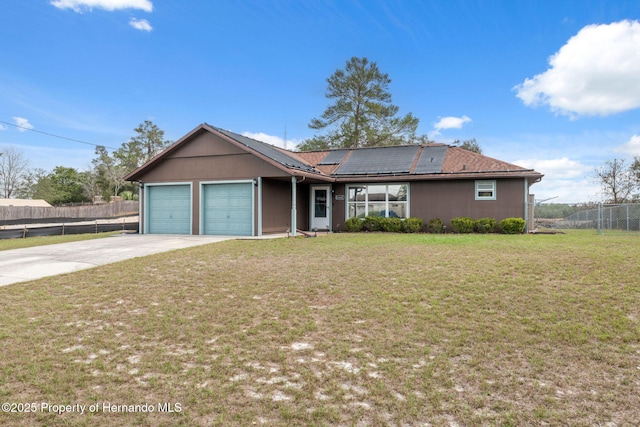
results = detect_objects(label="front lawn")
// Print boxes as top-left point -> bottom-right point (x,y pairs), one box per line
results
0,232 -> 638,426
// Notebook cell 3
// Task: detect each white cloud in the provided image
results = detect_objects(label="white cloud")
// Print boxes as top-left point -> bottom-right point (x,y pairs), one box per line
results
512,157 -> 598,203
12,117 -> 34,132
50,0 -> 153,12
615,134 -> 640,156
129,18 -> 152,31
0,124 -> 7,131
532,177 -> 600,204
514,20 -> 640,117
513,157 -> 588,179
242,131 -> 301,150
433,115 -> 471,131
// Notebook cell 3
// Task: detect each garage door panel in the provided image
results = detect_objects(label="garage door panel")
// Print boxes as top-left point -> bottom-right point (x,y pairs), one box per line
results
202,183 -> 253,236
147,185 -> 191,234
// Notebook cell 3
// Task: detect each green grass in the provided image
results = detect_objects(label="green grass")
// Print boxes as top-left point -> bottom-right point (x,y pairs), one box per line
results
0,231 -> 638,426
0,232 -> 116,251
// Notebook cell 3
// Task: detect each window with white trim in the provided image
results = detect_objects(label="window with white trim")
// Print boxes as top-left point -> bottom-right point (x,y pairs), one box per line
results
347,184 -> 408,218
475,180 -> 496,200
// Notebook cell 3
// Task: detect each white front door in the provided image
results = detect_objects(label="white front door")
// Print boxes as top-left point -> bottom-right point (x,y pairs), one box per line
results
310,186 -> 331,230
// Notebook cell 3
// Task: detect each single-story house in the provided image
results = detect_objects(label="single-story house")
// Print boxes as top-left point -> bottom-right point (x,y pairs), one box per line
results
125,123 -> 543,236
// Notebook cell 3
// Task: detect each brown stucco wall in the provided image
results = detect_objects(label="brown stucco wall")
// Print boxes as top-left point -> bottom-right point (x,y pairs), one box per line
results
327,179 -> 528,232
262,179 -> 295,234
297,186 -> 310,232
331,183 -> 347,232
134,131 -> 289,183
409,178 -> 527,227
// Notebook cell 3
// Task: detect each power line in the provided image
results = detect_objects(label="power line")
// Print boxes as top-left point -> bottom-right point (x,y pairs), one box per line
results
0,119 -> 118,150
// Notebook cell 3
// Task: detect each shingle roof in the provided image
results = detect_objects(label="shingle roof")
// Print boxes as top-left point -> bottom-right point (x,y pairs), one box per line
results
126,123 -> 543,182
441,146 -> 531,174
212,126 -> 320,174
293,143 -> 539,179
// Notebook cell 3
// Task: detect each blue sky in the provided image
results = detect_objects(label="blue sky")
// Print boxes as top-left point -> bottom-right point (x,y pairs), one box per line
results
2,0 -> 640,203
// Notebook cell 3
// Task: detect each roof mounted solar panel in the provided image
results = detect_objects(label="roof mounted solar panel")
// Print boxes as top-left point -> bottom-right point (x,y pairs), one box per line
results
215,128 -> 319,174
318,149 -> 349,165
335,145 -> 419,175
413,145 -> 447,174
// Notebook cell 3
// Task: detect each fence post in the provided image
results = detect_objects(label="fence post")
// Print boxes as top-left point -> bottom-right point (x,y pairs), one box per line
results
627,205 -> 630,231
609,206 -> 612,230
597,203 -> 601,235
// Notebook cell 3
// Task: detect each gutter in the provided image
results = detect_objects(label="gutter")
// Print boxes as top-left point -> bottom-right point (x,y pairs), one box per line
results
331,170 -> 543,182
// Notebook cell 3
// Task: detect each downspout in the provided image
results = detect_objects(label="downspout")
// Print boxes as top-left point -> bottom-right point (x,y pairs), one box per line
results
524,178 -> 528,232
138,181 -> 143,234
257,177 -> 262,236
291,176 -> 297,237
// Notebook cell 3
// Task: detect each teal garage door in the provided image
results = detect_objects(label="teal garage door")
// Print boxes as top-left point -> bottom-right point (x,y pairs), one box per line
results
202,182 -> 253,236
147,185 -> 191,234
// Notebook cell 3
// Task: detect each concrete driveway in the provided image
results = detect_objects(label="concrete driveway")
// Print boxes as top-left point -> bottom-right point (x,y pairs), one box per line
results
0,234 -> 279,287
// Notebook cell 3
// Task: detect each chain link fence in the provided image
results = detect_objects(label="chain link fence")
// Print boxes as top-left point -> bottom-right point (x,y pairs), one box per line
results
555,203 -> 640,233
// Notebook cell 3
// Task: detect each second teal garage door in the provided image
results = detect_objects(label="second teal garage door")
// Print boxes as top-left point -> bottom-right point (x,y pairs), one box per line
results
202,182 -> 253,236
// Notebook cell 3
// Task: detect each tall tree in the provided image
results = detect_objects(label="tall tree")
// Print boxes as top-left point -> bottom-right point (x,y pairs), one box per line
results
93,145 -> 128,198
48,166 -> 86,205
78,169 -> 101,202
90,121 -> 170,200
594,158 -> 638,203
16,168 -> 49,200
300,57 -> 419,150
121,120 -> 171,165
0,146 -> 29,198
452,138 -> 483,154
632,156 -> 640,189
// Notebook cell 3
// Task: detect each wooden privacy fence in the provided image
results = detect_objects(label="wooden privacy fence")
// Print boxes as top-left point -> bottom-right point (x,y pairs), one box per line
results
0,201 -> 139,224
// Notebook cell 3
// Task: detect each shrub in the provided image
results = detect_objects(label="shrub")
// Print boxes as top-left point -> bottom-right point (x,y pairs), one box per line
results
499,217 -> 526,234
403,217 -> 424,233
119,190 -> 134,200
381,217 -> 403,233
362,216 -> 383,232
428,218 -> 445,234
474,217 -> 497,234
345,217 -> 363,232
451,217 -> 474,233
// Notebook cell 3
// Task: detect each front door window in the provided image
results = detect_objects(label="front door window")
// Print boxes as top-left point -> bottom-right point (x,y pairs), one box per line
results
315,189 -> 327,218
